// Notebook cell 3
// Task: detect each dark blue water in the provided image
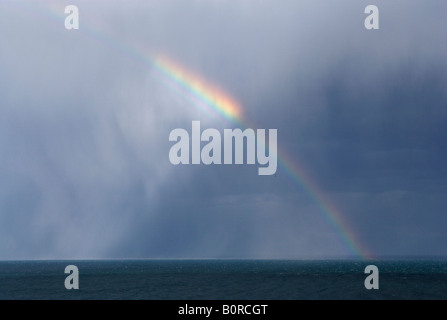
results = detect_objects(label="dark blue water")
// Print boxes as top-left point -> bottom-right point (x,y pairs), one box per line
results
0,260 -> 446,299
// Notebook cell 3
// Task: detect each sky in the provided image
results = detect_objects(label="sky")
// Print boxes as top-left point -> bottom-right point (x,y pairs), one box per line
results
0,0 -> 446,260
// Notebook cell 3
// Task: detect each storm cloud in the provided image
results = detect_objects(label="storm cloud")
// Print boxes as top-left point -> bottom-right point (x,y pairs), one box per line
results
0,0 -> 446,259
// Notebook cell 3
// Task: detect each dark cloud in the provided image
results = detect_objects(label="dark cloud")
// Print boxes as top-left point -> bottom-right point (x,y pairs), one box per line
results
0,0 -> 446,259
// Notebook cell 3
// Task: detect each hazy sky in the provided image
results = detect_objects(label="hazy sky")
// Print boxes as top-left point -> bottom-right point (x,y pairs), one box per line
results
0,0 -> 446,259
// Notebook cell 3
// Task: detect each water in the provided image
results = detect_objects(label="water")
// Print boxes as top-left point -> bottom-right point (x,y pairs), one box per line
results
0,260 -> 446,300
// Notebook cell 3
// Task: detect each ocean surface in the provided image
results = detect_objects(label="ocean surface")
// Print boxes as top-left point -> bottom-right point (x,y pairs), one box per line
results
0,260 -> 446,300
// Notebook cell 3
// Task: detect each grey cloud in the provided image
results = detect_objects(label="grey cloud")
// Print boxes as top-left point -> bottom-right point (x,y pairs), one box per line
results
0,0 -> 446,259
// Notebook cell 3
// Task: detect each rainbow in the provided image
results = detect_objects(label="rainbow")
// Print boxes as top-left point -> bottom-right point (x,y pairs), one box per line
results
278,151 -> 370,258
154,56 -> 242,121
26,1 -> 372,260
154,55 -> 371,259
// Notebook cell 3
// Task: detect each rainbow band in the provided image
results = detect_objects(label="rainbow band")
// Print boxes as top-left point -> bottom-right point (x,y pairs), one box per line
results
154,56 -> 242,121
278,152 -> 370,259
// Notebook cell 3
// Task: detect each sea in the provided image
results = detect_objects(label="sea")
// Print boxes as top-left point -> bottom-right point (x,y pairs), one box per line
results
0,259 -> 446,300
